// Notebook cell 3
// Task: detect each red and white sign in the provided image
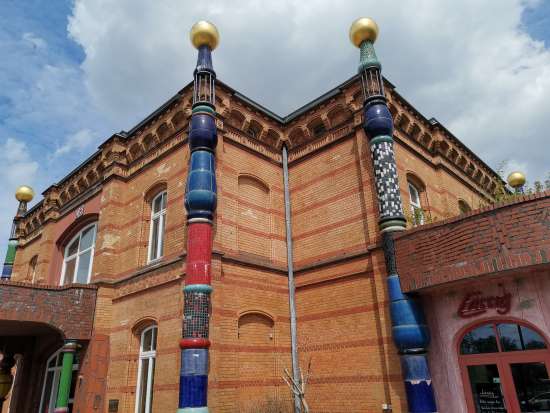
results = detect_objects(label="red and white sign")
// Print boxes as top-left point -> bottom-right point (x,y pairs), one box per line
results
457,289 -> 512,318
75,206 -> 85,218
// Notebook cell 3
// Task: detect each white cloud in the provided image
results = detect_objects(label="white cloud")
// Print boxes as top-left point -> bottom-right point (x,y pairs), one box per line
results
0,138 -> 39,183
53,128 -> 95,157
1,0 -> 548,270
66,0 -> 550,183
22,32 -> 47,50
0,138 -> 39,258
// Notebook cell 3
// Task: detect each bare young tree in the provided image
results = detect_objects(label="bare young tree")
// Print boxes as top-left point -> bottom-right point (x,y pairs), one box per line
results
282,334 -> 314,413
282,358 -> 311,413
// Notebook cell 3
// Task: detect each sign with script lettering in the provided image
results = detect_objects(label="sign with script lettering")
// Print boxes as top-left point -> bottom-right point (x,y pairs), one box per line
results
458,289 -> 511,318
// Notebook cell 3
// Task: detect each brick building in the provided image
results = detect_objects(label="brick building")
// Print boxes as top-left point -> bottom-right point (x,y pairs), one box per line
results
1,18 -> 549,413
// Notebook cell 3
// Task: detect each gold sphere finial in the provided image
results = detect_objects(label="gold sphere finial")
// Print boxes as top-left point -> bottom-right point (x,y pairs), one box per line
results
349,17 -> 379,48
507,171 -> 526,188
15,185 -> 34,202
190,20 -> 219,50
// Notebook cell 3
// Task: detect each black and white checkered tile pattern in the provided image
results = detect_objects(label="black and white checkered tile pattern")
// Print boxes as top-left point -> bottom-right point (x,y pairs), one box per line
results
371,141 -> 404,220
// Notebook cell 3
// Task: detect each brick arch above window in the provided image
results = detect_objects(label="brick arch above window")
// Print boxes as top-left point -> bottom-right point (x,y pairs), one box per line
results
132,317 -> 159,337
405,172 -> 426,193
56,213 -> 99,249
143,181 -> 168,203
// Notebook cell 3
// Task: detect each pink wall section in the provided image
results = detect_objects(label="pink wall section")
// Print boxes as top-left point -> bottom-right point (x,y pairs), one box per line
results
423,271 -> 550,412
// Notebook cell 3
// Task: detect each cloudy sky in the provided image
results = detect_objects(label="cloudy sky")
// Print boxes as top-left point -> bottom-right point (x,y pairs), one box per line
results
1,0 -> 549,261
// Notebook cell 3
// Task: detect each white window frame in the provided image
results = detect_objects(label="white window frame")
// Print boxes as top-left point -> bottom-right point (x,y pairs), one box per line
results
38,348 -> 80,413
60,223 -> 97,285
408,182 -> 424,225
147,191 -> 167,263
135,325 -> 157,413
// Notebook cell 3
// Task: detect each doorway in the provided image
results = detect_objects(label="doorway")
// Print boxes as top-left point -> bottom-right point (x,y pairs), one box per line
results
38,347 -> 80,413
459,320 -> 550,412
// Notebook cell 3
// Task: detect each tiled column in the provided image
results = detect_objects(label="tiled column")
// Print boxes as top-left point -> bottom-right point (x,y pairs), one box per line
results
178,21 -> 220,413
349,18 -> 437,412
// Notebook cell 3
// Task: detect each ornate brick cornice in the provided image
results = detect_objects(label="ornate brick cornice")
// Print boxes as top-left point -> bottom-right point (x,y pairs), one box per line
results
18,75 -> 502,235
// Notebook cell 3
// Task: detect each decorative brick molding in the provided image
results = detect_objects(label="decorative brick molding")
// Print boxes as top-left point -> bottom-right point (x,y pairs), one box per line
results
395,191 -> 550,291
0,281 -> 97,339
14,75 -> 500,240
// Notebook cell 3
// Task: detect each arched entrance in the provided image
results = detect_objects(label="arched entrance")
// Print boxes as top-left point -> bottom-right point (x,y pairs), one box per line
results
458,319 -> 550,412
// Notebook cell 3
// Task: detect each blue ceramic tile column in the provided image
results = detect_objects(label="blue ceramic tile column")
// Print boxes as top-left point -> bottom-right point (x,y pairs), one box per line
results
178,21 -> 220,413
349,18 -> 437,412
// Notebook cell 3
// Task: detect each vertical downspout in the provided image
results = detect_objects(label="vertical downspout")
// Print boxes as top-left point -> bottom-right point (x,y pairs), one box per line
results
282,145 -> 301,413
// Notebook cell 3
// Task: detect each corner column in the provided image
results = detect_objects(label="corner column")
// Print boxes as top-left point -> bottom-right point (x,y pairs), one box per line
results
178,21 -> 219,413
2,186 -> 34,280
54,340 -> 78,413
349,18 -> 437,412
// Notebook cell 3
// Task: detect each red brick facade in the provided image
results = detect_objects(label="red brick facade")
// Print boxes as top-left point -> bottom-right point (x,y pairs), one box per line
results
2,75 -> 503,412
0,281 -> 97,340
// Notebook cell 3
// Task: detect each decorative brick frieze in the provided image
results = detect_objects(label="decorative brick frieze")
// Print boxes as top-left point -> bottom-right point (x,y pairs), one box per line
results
395,191 -> 550,291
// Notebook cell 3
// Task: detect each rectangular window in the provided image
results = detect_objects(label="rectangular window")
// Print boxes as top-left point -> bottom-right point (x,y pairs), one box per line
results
148,192 -> 167,262
136,326 -> 157,413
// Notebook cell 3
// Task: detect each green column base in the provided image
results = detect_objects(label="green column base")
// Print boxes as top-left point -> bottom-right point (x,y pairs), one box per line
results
55,341 -> 78,412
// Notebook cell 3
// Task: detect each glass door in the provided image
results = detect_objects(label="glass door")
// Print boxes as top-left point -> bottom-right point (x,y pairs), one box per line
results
459,321 -> 550,413
509,361 -> 550,412
467,363 -> 509,412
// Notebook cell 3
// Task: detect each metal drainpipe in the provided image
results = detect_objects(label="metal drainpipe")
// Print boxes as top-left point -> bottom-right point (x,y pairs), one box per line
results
282,145 -> 301,413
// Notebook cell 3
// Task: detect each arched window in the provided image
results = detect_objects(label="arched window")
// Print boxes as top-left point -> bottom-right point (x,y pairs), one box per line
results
61,223 -> 97,285
458,199 -> 472,214
148,191 -> 167,262
39,347 -> 80,413
135,325 -> 157,413
459,321 -> 550,412
408,181 -> 424,225
460,322 -> 547,355
27,255 -> 38,282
